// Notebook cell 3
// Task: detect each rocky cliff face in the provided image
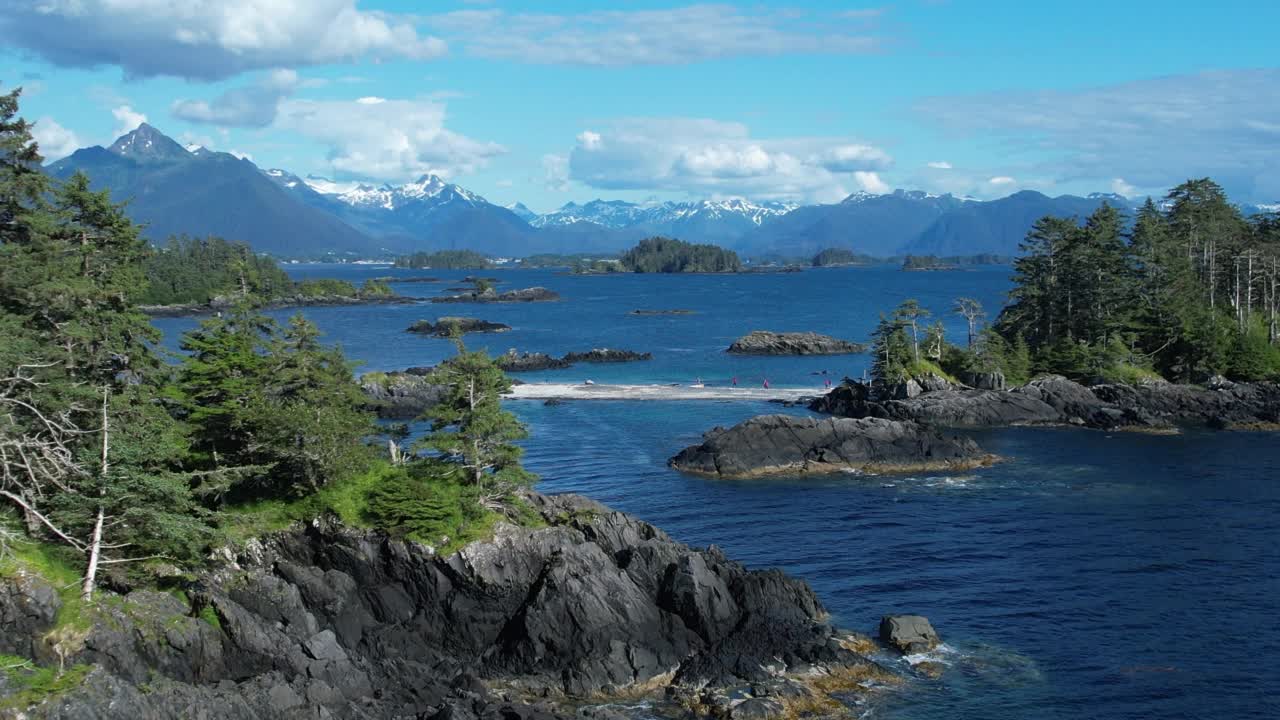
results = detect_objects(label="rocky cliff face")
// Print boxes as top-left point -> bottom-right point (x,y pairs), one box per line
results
1,493 -> 890,719
669,414 -> 993,478
810,375 -> 1280,431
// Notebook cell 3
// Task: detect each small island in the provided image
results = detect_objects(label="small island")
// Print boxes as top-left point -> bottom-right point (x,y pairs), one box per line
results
431,285 -> 560,303
728,330 -> 866,355
618,236 -> 743,273
394,249 -> 491,269
812,247 -> 875,267
497,348 -> 652,372
407,317 -> 512,336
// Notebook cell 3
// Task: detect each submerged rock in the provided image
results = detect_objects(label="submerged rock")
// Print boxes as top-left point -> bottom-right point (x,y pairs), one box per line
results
879,615 -> 941,654
432,286 -> 560,304
668,414 -> 994,478
0,492 -> 888,719
727,331 -> 865,356
407,317 -> 513,336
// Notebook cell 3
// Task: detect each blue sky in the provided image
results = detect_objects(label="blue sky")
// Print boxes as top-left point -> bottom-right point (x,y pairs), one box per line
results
3,0 -> 1278,212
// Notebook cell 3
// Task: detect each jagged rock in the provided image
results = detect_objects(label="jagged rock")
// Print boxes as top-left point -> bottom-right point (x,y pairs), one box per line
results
668,414 -> 994,478
432,287 -> 560,304
0,569 -> 60,657
497,350 -> 572,372
408,317 -> 512,336
879,615 -> 940,653
560,349 -> 652,364
1,492 -> 883,719
962,371 -> 1006,391
360,371 -> 447,418
727,331 -> 865,356
731,697 -> 786,720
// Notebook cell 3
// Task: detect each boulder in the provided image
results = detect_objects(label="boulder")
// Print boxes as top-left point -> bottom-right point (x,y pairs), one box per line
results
496,350 -> 571,372
962,371 -> 1006,391
360,371 -> 446,418
561,349 -> 652,364
668,414 -> 994,478
727,331 -> 865,356
879,615 -> 940,654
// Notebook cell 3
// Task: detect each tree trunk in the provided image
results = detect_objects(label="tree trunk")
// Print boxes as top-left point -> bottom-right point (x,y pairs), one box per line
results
82,388 -> 110,602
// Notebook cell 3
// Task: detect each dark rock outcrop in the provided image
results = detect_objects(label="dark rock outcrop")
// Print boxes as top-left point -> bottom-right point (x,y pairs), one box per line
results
433,287 -> 560,304
360,371 -> 446,418
496,351 -> 571,372
812,375 -> 1280,431
1,493 -> 889,719
561,349 -> 653,364
629,309 -> 696,316
879,615 -> 940,653
727,331 -> 865,356
408,317 -> 513,336
140,292 -> 420,318
669,414 -> 994,478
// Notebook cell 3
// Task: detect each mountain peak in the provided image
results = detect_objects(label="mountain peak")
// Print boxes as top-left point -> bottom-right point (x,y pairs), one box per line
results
107,123 -> 188,163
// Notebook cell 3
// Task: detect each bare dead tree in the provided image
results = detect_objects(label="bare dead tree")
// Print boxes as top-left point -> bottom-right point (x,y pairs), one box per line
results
954,298 -> 986,350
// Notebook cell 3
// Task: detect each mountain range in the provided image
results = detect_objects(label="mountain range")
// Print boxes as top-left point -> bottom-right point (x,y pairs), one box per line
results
46,124 -> 1278,260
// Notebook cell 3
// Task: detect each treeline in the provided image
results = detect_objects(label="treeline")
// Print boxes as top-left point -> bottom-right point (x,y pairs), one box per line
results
395,249 -> 491,270
143,236 -> 293,305
902,253 -> 1011,270
870,178 -> 1280,387
0,89 -> 535,604
619,236 -> 742,273
812,248 -> 876,267
141,236 -> 395,306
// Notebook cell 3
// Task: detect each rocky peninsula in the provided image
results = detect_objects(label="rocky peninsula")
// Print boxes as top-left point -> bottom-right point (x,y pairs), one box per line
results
670,414 -> 995,478
432,287 -> 560,304
728,331 -> 866,356
140,292 -> 421,318
497,349 -> 652,373
0,492 -> 906,719
811,375 -> 1280,431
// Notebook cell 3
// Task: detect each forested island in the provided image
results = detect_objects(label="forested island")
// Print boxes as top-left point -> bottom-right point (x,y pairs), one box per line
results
617,236 -> 743,273
812,247 -> 877,266
394,249 -> 491,270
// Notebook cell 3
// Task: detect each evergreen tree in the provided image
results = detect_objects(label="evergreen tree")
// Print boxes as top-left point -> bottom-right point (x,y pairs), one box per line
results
418,338 -> 532,507
869,314 -> 910,384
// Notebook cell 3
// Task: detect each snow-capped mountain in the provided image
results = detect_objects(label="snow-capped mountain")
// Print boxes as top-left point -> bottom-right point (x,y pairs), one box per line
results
306,174 -> 488,212
504,202 -> 537,222
532,198 -> 797,231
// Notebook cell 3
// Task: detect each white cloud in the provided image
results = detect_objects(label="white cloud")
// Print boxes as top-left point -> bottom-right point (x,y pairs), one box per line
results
172,69 -> 299,127
853,170 -> 890,194
988,176 -> 1015,185
1111,178 -> 1137,197
32,116 -> 82,160
0,0 -> 446,80
927,160 -> 952,169
542,154 -> 570,191
111,105 -> 147,138
566,117 -> 891,202
916,68 -> 1280,202
356,96 -> 387,105
275,97 -> 504,182
425,6 -> 883,66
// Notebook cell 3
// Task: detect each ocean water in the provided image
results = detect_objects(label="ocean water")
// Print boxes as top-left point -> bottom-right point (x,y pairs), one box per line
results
153,264 -> 1280,720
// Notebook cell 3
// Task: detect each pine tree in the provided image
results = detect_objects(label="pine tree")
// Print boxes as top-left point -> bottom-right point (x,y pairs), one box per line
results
418,338 -> 532,507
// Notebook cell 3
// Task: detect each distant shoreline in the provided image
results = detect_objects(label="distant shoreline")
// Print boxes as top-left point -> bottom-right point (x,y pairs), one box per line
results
505,382 -> 818,402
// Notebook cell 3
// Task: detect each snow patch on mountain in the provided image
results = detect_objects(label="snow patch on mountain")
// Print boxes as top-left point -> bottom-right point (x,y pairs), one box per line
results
532,198 -> 797,229
302,174 -> 487,211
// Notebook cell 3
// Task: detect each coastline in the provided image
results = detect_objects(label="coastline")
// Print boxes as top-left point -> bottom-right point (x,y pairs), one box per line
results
505,381 -> 819,402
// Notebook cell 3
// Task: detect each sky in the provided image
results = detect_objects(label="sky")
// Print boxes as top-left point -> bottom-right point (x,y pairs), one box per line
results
2,0 -> 1278,213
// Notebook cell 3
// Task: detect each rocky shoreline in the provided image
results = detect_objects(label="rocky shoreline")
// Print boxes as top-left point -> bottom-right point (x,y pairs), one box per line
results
140,293 -> 422,317
810,374 -> 1280,431
432,287 -> 560,304
497,349 -> 653,373
670,414 -> 995,478
1,492 -> 918,719
727,331 -> 866,356
408,317 -> 513,336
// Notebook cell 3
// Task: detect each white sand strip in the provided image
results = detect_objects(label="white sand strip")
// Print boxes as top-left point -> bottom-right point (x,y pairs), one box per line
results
505,382 -> 818,402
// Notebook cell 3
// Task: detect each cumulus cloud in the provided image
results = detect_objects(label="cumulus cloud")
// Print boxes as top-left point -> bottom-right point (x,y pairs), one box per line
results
425,6 -> 884,66
32,116 -> 82,160
853,171 -> 890,194
1111,178 -> 1137,197
275,97 -> 504,181
988,176 -> 1015,186
927,160 -> 952,169
111,105 -> 147,138
566,117 -> 890,202
172,69 -> 299,127
0,0 -> 446,81
915,68 -> 1280,202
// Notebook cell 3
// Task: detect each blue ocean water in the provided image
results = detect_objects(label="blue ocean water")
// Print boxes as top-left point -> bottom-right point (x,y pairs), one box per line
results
153,264 -> 1280,719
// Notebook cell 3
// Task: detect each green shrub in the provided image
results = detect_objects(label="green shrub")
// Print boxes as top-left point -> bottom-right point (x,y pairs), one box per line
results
1098,363 -> 1166,385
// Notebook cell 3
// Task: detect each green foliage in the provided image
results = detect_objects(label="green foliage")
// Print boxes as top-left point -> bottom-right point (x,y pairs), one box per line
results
174,309 -> 375,500
141,236 -> 292,305
619,236 -> 742,273
0,658 -> 92,711
902,254 -> 955,271
395,250 -> 491,270
418,339 -> 532,492
358,278 -> 394,298
1097,364 -> 1166,386
294,278 -> 358,298
1226,322 -> 1280,381
812,248 -> 869,267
